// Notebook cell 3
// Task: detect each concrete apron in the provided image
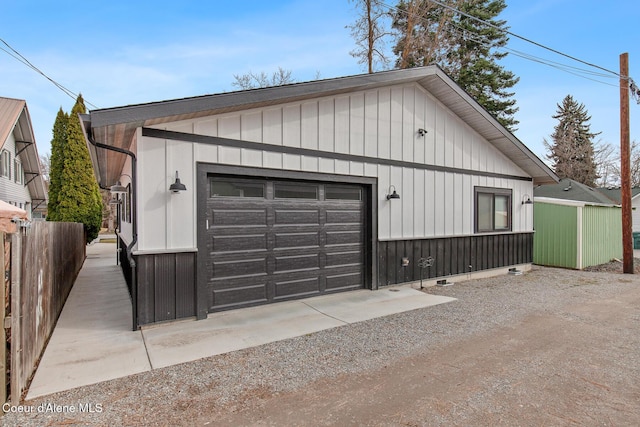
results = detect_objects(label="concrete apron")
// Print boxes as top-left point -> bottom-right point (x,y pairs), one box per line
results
27,242 -> 456,400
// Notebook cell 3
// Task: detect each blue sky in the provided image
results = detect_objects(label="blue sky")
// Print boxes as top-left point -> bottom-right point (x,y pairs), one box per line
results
1,0 -> 638,164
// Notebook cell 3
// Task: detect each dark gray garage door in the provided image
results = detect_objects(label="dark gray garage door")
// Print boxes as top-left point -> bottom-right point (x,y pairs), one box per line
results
204,176 -> 366,312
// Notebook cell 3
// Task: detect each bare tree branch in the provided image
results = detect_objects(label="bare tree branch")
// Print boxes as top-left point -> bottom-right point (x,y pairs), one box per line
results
232,67 -> 296,90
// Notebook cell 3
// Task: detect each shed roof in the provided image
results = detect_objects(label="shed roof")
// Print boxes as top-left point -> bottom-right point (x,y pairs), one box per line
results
82,66 -> 558,187
595,187 -> 640,204
0,97 -> 48,207
534,178 -> 616,205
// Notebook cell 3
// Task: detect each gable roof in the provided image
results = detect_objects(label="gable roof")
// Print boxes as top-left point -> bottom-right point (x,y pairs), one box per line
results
82,66 -> 558,187
534,178 -> 616,205
595,187 -> 640,204
0,97 -> 48,208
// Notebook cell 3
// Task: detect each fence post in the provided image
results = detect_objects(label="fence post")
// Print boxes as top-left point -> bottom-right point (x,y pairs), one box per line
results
10,232 -> 21,404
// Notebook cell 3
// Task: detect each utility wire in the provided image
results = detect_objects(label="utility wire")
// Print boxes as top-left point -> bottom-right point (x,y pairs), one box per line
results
380,0 -> 638,100
0,38 -> 99,109
445,19 -> 619,87
422,0 -> 621,78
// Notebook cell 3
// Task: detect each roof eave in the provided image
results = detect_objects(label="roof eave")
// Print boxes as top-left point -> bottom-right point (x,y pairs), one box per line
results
88,66 -> 558,185
13,104 -> 48,203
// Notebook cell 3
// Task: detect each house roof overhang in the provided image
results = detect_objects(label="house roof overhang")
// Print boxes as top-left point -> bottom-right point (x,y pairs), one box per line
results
82,66 -> 559,187
0,97 -> 48,207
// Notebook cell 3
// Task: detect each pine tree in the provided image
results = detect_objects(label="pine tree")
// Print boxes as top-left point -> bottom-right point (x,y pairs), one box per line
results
391,0 -> 519,130
46,108 -> 68,221
450,0 -> 519,130
544,95 -> 600,187
53,95 -> 103,243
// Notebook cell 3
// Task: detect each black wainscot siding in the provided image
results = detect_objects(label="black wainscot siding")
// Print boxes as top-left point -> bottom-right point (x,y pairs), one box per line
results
118,235 -> 134,297
135,251 -> 197,325
378,233 -> 533,286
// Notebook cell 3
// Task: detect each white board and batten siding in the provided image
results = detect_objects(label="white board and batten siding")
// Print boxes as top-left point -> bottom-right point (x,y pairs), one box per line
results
135,83 -> 534,252
0,131 -> 32,215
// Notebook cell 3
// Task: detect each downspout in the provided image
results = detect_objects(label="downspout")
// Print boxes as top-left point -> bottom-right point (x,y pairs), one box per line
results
86,130 -> 139,331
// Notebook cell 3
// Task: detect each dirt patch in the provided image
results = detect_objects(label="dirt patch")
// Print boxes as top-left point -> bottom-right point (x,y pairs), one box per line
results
210,286 -> 640,426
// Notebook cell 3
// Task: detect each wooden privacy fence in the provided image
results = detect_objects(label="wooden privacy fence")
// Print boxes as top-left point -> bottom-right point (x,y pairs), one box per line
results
1,221 -> 85,404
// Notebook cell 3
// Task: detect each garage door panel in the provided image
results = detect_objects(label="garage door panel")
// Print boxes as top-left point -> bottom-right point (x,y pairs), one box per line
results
274,277 -> 320,299
326,250 -> 363,268
326,271 -> 363,290
275,231 -> 320,249
326,209 -> 363,224
212,284 -> 268,310
274,253 -> 320,272
212,209 -> 267,227
212,233 -> 268,253
274,209 -> 320,225
326,230 -> 362,246
212,257 -> 268,279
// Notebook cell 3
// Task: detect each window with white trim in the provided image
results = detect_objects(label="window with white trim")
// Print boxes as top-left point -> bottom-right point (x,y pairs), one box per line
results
14,159 -> 24,184
475,187 -> 512,233
0,151 -> 10,178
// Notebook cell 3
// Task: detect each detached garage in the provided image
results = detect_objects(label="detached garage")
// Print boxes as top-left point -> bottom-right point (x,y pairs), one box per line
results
81,66 -> 557,329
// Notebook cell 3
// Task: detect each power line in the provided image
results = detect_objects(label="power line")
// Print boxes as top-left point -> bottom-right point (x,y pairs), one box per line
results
0,38 -> 99,109
380,0 -> 639,96
444,19 -> 619,87
421,0 -> 622,78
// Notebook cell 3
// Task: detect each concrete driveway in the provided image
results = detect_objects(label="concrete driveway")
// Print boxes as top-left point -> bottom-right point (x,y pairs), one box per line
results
27,242 -> 455,399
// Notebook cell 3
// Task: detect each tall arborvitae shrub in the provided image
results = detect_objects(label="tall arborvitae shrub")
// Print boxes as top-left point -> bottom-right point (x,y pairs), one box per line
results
46,108 -> 68,221
53,95 -> 103,242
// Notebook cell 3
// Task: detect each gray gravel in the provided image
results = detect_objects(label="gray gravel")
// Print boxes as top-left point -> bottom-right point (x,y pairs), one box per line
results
2,265 -> 639,426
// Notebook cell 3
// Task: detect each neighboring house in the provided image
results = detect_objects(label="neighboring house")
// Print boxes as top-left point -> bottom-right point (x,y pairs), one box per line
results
596,186 -> 640,232
0,97 -> 47,219
81,66 -> 557,328
533,178 -> 622,269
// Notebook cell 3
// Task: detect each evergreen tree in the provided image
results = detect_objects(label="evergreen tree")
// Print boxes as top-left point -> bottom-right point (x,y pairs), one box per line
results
391,0 -> 519,130
544,95 -> 600,187
53,95 -> 103,243
46,108 -> 68,221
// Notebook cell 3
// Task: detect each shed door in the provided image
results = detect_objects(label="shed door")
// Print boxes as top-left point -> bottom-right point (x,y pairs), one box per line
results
205,176 -> 365,312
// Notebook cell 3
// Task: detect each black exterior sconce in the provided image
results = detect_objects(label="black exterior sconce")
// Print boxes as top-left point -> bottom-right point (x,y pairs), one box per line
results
522,194 -> 533,205
110,174 -> 131,195
386,185 -> 400,200
417,128 -> 427,137
169,171 -> 187,193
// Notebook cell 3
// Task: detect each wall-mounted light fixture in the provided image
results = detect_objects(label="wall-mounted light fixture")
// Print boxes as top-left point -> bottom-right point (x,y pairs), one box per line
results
169,171 -> 187,193
417,128 -> 427,137
521,194 -> 533,205
110,174 -> 132,195
386,185 -> 400,200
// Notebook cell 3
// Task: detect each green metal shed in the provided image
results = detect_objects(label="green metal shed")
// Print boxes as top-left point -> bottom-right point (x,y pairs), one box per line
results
533,197 -> 622,269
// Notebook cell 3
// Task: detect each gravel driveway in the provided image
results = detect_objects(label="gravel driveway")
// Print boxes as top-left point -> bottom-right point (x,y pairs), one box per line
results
3,264 -> 639,426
